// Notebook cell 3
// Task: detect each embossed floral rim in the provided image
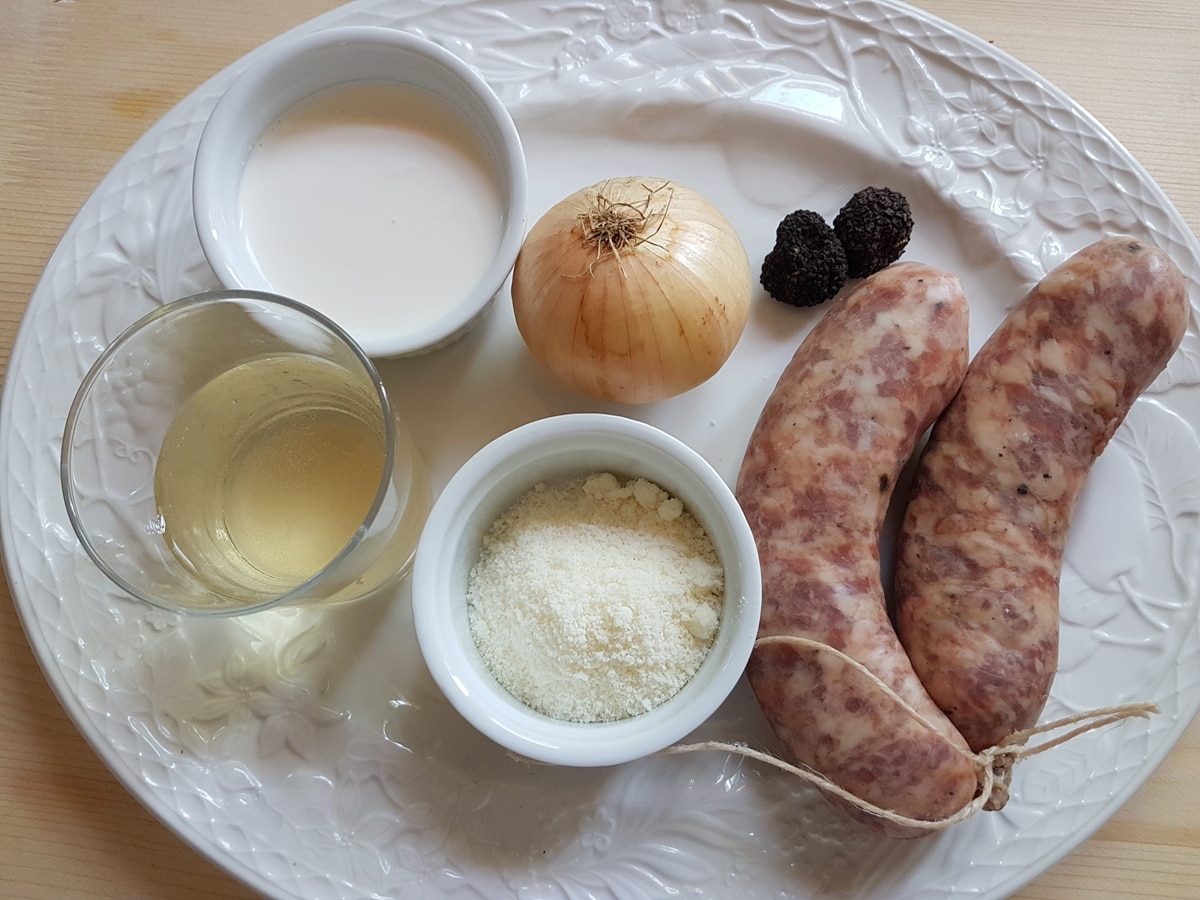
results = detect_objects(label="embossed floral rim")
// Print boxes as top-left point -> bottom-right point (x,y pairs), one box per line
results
3,2 -> 1199,899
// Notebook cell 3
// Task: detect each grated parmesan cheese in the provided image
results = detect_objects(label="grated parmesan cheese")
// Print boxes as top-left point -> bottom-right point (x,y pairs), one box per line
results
466,472 -> 724,723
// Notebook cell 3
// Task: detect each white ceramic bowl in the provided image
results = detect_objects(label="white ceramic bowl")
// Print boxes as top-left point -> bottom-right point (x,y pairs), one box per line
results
193,26 -> 527,357
411,413 -> 762,767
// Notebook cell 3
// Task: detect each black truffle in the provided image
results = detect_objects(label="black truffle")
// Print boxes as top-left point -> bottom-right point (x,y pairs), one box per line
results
759,209 -> 848,308
832,186 -> 913,278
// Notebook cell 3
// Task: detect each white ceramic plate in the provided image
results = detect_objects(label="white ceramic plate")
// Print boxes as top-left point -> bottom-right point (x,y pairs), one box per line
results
4,1 -> 1199,897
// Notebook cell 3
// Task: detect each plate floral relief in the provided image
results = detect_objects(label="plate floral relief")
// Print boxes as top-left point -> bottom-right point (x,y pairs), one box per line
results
4,2 -> 1199,899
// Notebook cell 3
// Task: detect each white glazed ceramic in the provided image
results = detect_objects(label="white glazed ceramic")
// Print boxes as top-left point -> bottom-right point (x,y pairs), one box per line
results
411,413 -> 762,767
5,1 -> 1200,898
192,25 -> 528,357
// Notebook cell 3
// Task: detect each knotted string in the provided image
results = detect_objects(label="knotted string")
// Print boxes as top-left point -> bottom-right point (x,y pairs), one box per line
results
664,635 -> 1158,832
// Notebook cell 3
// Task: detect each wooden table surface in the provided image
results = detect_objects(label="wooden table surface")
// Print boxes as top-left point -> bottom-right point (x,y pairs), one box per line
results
2,1 -> 1197,897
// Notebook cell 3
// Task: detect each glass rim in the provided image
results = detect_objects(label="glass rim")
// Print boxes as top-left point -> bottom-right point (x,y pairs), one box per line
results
59,288 -> 398,617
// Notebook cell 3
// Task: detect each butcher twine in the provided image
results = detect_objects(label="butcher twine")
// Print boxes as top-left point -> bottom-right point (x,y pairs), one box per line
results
665,634 -> 1158,832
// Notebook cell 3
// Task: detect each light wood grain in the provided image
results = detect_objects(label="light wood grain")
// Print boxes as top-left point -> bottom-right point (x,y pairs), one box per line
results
1,1 -> 1197,897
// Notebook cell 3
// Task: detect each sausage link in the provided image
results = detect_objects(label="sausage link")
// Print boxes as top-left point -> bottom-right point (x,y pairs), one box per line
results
893,237 -> 1189,752
737,262 -> 977,834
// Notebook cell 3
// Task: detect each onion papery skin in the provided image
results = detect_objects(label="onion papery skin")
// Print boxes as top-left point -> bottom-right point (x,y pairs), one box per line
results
511,176 -> 752,404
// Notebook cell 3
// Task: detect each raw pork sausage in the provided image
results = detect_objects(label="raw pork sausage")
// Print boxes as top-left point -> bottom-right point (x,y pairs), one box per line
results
893,237 -> 1189,752
737,262 -> 977,835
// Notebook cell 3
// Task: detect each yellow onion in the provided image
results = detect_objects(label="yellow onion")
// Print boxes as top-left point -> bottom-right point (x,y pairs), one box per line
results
511,176 -> 752,404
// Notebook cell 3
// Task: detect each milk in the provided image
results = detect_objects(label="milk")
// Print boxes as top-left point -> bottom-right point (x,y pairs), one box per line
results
239,82 -> 504,339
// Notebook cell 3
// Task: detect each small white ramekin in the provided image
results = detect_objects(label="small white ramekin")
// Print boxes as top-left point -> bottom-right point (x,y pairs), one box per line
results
193,25 -> 527,357
411,413 -> 762,767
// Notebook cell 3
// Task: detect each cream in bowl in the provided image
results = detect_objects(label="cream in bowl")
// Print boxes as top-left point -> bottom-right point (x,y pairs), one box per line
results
193,26 -> 528,357
411,414 -> 762,767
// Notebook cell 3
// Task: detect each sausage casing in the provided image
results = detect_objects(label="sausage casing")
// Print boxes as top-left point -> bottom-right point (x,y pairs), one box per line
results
737,262 -> 977,834
893,237 -> 1189,752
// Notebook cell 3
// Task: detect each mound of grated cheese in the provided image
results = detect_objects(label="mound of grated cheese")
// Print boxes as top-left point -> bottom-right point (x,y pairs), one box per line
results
466,471 -> 724,723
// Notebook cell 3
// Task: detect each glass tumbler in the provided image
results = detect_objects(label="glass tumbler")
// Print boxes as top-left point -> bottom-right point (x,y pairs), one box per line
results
61,290 -> 430,616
